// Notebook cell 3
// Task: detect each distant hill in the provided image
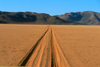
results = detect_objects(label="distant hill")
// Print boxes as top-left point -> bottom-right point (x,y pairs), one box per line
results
58,11 -> 100,25
0,11 -> 81,25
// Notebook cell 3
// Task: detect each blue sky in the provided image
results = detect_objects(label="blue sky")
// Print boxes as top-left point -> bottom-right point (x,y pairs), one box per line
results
0,0 -> 100,15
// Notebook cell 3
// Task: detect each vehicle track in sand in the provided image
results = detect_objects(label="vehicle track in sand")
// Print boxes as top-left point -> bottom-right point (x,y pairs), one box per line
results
18,26 -> 71,67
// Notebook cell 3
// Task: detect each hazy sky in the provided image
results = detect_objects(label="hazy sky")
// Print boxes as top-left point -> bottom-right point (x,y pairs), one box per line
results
0,0 -> 100,15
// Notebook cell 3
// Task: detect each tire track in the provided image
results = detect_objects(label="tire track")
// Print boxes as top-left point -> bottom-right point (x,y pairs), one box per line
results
51,28 -> 71,67
18,26 -> 71,67
18,27 -> 49,66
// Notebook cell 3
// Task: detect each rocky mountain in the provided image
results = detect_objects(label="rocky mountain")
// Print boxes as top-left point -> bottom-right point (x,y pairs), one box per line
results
0,11 -> 81,25
58,11 -> 100,25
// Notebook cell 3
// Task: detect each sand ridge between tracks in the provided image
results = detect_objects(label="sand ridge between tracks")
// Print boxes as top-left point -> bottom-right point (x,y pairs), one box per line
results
18,26 -> 71,67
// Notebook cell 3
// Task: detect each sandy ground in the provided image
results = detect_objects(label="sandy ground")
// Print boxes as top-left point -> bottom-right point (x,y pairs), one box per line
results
0,24 -> 48,66
0,24 -> 100,67
52,25 -> 100,67
18,26 -> 71,67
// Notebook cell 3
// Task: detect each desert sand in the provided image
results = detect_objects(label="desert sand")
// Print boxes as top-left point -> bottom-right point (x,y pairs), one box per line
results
0,24 -> 48,66
0,24 -> 100,67
52,25 -> 100,67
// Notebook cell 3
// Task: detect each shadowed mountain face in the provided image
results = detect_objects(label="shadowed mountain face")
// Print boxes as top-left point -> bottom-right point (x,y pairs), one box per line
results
0,20 -> 7,24
58,11 -> 100,25
0,11 -> 81,25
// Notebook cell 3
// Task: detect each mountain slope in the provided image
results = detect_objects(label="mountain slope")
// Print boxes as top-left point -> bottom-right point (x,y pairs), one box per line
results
0,11 -> 81,25
58,11 -> 100,25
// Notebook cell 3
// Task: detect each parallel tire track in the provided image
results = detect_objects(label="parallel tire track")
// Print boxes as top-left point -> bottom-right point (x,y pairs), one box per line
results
18,26 -> 71,67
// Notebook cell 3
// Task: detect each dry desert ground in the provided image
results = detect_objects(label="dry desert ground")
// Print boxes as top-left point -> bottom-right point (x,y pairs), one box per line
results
0,24 -> 100,67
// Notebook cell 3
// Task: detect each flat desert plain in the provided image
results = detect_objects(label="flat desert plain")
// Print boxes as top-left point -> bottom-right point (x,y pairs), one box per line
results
0,24 -> 100,67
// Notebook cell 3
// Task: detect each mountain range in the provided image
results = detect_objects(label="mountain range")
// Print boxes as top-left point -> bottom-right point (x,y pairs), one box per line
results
0,11 -> 100,25
0,11 -> 80,25
58,11 -> 100,25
